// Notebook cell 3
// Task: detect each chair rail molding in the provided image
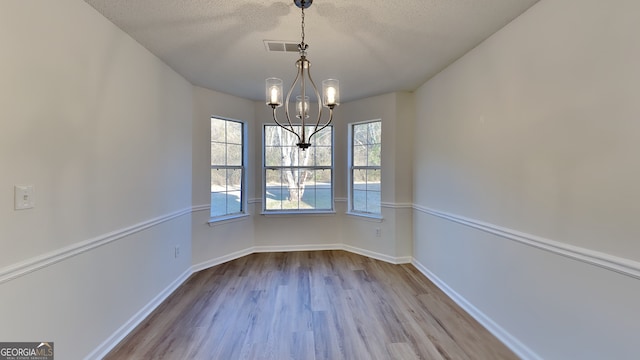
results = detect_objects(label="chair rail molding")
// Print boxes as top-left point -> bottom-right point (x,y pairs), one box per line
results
0,207 -> 193,284
413,205 -> 640,280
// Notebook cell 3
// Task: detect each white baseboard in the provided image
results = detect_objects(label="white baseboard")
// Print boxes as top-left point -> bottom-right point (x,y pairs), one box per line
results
191,247 -> 255,273
342,244 -> 412,264
85,267 -> 192,360
191,244 -> 412,274
253,244 -> 343,253
411,258 -> 541,360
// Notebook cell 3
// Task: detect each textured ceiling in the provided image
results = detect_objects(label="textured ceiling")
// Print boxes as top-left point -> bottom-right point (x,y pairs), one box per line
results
84,0 -> 540,103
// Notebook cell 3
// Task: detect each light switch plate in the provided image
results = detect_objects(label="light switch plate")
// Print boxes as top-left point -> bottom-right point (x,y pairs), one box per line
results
15,185 -> 35,210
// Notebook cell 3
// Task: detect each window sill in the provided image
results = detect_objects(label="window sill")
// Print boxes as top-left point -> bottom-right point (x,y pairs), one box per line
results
261,210 -> 336,217
346,211 -> 384,222
208,213 -> 250,226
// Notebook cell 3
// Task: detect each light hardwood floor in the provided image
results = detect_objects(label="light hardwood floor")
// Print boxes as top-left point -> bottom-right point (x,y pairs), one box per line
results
105,251 -> 517,359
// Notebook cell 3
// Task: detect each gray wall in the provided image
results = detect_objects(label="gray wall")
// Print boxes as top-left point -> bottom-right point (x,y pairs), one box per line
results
0,1 -> 193,359
412,0 -> 640,358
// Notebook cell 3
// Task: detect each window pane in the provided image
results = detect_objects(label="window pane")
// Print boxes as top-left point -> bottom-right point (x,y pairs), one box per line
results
211,142 -> 226,166
368,122 -> 381,143
227,190 -> 242,214
265,169 -> 285,210
366,191 -> 381,213
211,169 -> 226,191
368,144 -> 381,166
366,169 -> 381,190
353,145 -> 367,166
211,118 -> 244,218
227,121 -> 242,144
350,120 -> 381,215
281,146 -> 299,166
353,123 -> 368,145
227,169 -> 242,191
227,144 -> 242,166
210,168 -> 243,217
265,168 -> 332,210
353,190 -> 367,212
353,169 -> 367,188
311,127 -> 332,146
263,125 -> 333,212
265,146 -> 281,167
315,145 -> 332,166
211,120 -> 225,143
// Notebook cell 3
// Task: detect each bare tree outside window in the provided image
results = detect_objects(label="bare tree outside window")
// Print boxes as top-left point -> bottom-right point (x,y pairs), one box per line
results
264,125 -> 333,211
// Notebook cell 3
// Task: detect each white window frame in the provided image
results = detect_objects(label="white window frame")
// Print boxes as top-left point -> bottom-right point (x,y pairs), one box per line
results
262,124 -> 335,214
209,117 -> 248,223
347,119 -> 382,219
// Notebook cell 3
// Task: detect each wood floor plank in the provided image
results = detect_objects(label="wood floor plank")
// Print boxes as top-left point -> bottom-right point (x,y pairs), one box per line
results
104,251 -> 517,360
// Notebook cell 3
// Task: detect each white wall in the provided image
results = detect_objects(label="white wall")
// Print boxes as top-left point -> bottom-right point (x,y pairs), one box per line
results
339,93 -> 414,261
192,92 -> 415,263
191,86 -> 256,268
413,0 -> 640,359
0,1 -> 193,359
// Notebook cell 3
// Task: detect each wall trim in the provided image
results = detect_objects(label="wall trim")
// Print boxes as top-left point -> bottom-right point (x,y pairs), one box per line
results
253,244 -> 344,253
191,204 -> 210,212
191,244 -> 412,274
0,207 -> 193,285
413,205 -> 640,280
191,247 -> 255,273
411,258 -> 542,360
381,202 -> 413,209
342,244 -> 412,264
85,267 -> 192,360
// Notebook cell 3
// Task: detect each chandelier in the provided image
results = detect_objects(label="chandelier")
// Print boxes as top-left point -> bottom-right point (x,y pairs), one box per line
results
265,0 -> 340,150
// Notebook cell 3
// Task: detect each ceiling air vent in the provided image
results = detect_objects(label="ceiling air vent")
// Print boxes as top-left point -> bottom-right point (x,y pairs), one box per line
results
264,40 -> 300,53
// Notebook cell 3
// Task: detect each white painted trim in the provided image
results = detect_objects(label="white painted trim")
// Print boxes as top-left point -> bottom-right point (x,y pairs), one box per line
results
342,244 -> 412,264
0,207 -> 193,284
207,213 -> 250,225
191,247 -> 255,273
191,204 -> 210,212
411,258 -> 541,360
260,210 -> 337,217
85,267 -> 192,360
335,197 -> 347,203
413,205 -> 640,280
192,244 -> 411,274
253,244 -> 343,253
345,211 -> 384,222
381,202 -> 413,209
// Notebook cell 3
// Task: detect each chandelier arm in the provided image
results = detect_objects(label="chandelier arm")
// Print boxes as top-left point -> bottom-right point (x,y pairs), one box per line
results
307,107 -> 334,142
283,62 -> 304,143
305,64 -> 323,135
271,106 -> 301,139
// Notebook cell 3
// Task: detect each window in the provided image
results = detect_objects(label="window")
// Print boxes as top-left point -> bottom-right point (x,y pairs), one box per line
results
263,124 -> 333,212
211,117 -> 245,219
349,120 -> 381,215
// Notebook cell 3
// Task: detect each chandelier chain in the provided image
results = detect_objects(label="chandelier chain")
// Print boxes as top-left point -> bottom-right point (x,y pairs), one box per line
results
300,4 -> 306,47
